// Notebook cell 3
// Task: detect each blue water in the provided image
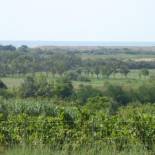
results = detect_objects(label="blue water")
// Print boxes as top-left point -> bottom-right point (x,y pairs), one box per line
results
0,41 -> 155,47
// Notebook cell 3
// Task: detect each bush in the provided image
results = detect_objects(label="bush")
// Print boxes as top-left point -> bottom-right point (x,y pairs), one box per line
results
84,96 -> 111,113
64,71 -> 79,81
0,89 -> 14,99
54,78 -> 74,99
76,85 -> 102,105
18,75 -> 54,98
136,83 -> 155,103
105,84 -> 133,106
65,71 -> 91,82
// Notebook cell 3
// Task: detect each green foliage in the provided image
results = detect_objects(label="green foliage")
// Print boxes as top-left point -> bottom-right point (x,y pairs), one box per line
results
19,76 -> 74,99
139,69 -> 149,78
0,104 -> 154,152
17,45 -> 29,53
0,89 -> 14,99
54,78 -> 74,99
0,80 -> 13,99
19,76 -> 37,97
105,84 -> 132,106
18,75 -> 54,98
136,83 -> 155,103
101,66 -> 113,78
119,65 -> 130,77
64,71 -> 79,81
64,70 -> 90,82
0,97 -> 154,153
84,96 -> 111,113
76,85 -> 102,105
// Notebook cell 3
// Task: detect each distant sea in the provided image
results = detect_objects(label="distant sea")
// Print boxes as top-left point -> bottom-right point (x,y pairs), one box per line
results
0,41 -> 155,47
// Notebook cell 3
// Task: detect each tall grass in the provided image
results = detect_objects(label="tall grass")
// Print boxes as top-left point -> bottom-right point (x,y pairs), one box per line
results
3,144 -> 154,155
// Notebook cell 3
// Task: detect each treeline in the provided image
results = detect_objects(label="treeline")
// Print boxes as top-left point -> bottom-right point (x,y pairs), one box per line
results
0,45 -> 16,51
0,45 -> 155,78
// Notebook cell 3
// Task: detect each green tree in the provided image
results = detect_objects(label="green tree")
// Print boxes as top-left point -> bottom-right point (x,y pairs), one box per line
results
94,66 -> 100,79
101,66 -> 113,78
119,65 -> 130,77
18,45 -> 29,52
105,84 -> 132,106
55,78 -> 74,99
19,75 -> 53,98
76,85 -> 102,105
140,69 -> 149,78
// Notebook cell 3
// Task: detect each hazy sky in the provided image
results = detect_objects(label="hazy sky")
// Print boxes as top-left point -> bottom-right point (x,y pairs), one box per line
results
0,0 -> 155,41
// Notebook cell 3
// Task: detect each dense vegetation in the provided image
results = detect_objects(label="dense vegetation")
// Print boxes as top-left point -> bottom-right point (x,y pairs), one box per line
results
0,45 -> 155,154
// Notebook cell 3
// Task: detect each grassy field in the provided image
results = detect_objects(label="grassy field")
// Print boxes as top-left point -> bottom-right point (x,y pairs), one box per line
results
1,77 -> 23,88
80,53 -> 155,61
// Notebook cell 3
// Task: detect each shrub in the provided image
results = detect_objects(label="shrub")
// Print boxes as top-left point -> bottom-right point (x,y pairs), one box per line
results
65,71 -> 91,82
84,96 -> 111,113
54,78 -> 74,99
105,84 -> 133,106
64,71 -> 79,81
76,85 -> 102,105
136,83 -> 155,103
18,75 -> 54,98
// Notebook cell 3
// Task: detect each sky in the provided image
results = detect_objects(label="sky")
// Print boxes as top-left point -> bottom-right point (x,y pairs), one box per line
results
0,0 -> 155,41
